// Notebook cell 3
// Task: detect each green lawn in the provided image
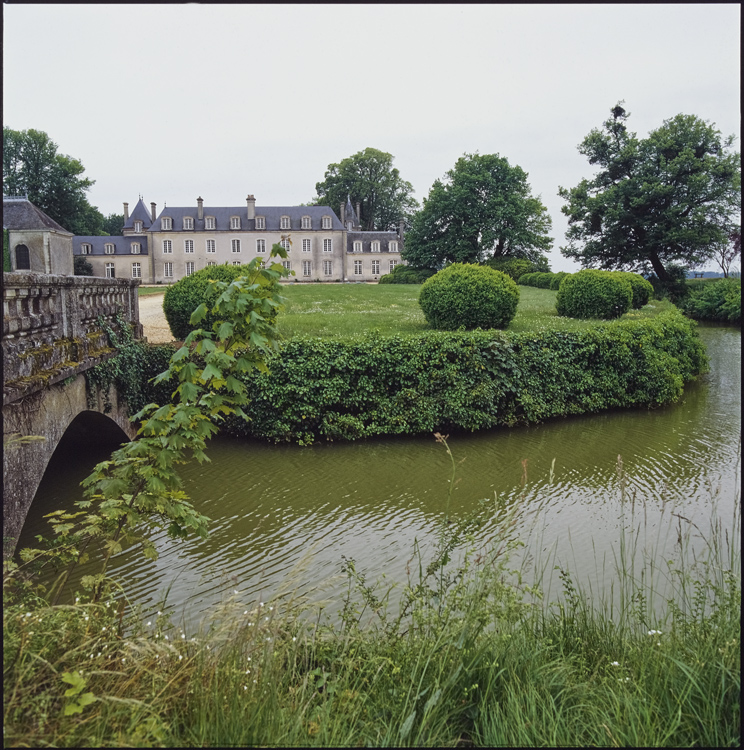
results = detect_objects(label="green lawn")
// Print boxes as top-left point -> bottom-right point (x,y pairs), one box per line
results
275,283 -> 675,339
138,285 -> 168,296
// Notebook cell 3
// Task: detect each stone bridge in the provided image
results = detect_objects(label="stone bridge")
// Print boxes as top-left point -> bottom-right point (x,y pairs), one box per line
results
3,273 -> 143,556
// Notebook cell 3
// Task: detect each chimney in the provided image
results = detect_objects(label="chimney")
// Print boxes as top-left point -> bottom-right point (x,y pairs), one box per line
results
123,202 -> 129,222
356,202 -> 361,228
197,196 -> 204,220
399,219 -> 405,240
340,203 -> 345,225
246,194 -> 256,221
150,202 -> 157,222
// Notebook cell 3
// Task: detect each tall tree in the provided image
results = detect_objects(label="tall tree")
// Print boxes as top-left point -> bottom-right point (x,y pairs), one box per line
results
313,147 -> 419,230
402,153 -> 553,269
559,104 -> 741,282
3,127 -> 106,235
101,212 -> 125,236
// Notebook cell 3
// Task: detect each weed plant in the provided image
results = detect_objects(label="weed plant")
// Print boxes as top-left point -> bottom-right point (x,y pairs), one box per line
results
4,437 -> 739,747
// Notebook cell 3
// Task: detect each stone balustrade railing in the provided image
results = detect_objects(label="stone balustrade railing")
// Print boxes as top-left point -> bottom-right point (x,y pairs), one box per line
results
3,273 -> 143,404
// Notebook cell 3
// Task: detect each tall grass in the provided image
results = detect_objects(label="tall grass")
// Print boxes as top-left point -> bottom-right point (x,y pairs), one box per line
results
4,439 -> 739,747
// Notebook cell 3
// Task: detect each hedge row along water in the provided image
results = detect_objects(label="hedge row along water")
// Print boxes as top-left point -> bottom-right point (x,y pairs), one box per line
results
209,309 -> 707,444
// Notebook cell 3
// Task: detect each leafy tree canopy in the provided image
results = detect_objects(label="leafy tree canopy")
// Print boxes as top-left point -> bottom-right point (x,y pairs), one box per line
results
3,126 -> 107,235
401,153 -> 553,270
101,212 -> 125,236
313,147 -> 419,231
558,104 -> 741,282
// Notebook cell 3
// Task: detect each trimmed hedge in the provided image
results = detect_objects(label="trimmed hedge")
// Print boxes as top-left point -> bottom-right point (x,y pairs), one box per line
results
550,272 -> 570,290
418,263 -> 519,330
556,270 -> 633,319
163,263 -> 280,340
616,272 -> 654,309
219,309 -> 707,444
378,264 -> 436,284
482,257 -> 535,282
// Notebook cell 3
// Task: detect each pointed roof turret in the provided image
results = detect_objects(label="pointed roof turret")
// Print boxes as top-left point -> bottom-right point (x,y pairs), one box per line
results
124,198 -> 153,231
344,194 -> 360,230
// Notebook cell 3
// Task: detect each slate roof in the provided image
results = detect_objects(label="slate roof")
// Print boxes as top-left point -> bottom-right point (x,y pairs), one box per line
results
347,230 -> 402,253
344,195 -> 360,227
149,204 -> 343,232
73,236 -> 149,256
123,198 -> 154,230
2,197 -> 73,234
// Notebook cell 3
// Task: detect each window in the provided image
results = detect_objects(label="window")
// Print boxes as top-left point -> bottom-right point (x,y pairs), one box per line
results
280,216 -> 290,230
389,241 -> 399,253
105,243 -> 115,255
134,221 -> 143,233
301,216 -> 311,229
105,263 -> 115,278
183,217 -> 194,230
255,216 -> 265,229
205,217 -> 215,230
353,241 -> 362,253
185,261 -> 195,276
323,260 -> 333,275
280,238 -> 291,251
372,260 -> 380,275
162,217 -> 172,230
323,239 -> 333,253
207,260 -> 217,266
184,239 -> 194,253
163,240 -> 173,253
302,238 -> 311,253
256,239 -> 266,254
132,262 -> 141,278
233,261 -> 242,266
81,243 -> 91,255
321,216 -> 332,229
230,216 -> 241,230
130,243 -> 141,254
389,260 -> 398,272
206,239 -> 216,253
302,260 -> 311,277
231,239 -> 241,253
371,241 -> 380,253
164,262 -> 173,278
282,260 -> 291,271
15,245 -> 30,269
354,260 -> 363,275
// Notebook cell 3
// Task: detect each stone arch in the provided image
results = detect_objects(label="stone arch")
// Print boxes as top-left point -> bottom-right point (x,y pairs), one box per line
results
14,244 -> 30,270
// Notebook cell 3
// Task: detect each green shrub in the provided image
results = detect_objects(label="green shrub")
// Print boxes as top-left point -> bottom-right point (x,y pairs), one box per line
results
163,263 -> 281,340
220,309 -> 706,444
483,257 -> 535,282
616,272 -> 654,308
73,255 -> 94,276
533,272 -> 555,289
648,264 -> 690,303
556,269 -> 633,319
518,272 -> 539,287
549,272 -> 570,290
3,229 -> 11,272
378,264 -> 436,284
681,278 -> 741,324
418,263 -> 520,330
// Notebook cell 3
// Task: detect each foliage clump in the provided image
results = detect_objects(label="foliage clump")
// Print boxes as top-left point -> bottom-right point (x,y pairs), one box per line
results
378,264 -> 436,284
482,256 -> 539,282
616,271 -> 654,308
163,262 -> 282,340
556,269 -> 632,319
418,263 -> 519,330
73,255 -> 94,276
681,278 -> 741,324
550,271 -> 570,290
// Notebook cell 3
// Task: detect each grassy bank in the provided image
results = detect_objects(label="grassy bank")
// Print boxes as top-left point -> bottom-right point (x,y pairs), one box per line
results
4,441 -> 739,747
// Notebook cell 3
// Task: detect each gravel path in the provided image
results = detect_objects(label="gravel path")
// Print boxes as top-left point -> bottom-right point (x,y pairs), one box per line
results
138,293 -> 175,344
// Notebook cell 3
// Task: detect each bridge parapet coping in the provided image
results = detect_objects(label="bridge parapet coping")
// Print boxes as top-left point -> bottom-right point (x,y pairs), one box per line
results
3,273 -> 143,405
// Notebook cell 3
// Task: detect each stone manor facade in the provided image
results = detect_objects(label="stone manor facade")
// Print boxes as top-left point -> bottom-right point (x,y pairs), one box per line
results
73,195 -> 405,284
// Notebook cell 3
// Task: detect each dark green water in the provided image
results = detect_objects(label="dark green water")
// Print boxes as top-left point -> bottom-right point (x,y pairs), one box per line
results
19,324 -> 741,626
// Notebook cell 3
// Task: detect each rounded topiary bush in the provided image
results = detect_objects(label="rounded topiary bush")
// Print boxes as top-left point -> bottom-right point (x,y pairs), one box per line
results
555,269 -> 633,319
378,264 -> 436,284
518,272 -> 539,287
615,272 -> 654,309
534,272 -> 555,289
550,271 -> 570,290
163,263 -> 279,340
418,263 -> 519,330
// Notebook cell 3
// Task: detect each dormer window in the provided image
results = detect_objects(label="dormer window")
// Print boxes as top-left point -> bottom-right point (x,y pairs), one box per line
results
230,216 -> 241,230
205,217 -> 215,230
389,241 -> 399,253
371,241 -> 380,253
133,221 -> 143,233
81,243 -> 91,255
130,243 -> 141,254
162,217 -> 172,230
321,215 -> 332,229
255,216 -> 265,230
301,216 -> 311,229
105,243 -> 115,255
347,222 -> 353,230
353,241 -> 362,253
280,216 -> 291,230
183,217 -> 194,230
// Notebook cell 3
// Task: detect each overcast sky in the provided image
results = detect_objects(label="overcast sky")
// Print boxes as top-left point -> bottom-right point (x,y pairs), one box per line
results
3,3 -> 740,272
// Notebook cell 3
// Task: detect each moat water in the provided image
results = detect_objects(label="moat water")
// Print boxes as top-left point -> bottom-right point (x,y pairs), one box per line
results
18,324 -> 741,627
